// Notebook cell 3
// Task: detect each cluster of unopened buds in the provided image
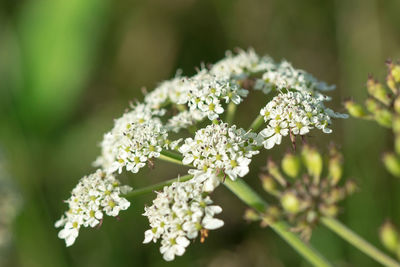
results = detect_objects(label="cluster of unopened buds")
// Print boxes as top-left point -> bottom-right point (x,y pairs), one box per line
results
245,145 -> 356,240
55,48 -> 348,261
344,61 -> 400,262
345,61 -> 400,178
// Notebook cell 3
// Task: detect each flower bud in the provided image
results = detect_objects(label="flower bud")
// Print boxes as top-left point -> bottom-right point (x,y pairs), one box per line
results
387,74 -> 398,94
319,203 -> 339,217
260,206 -> 281,227
394,97 -> 400,115
379,221 -> 399,253
260,173 -> 278,195
365,97 -> 380,114
375,108 -> 393,128
302,146 -> 323,182
305,210 -> 318,224
281,153 -> 301,179
281,192 -> 300,214
367,77 -> 391,106
395,134 -> 400,156
383,152 -> 400,178
344,100 -> 367,118
244,209 -> 260,222
267,159 -> 287,186
328,148 -> 343,185
390,64 -> 400,83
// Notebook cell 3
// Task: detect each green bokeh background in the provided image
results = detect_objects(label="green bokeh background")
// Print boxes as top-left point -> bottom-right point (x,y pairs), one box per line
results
1,0 -> 400,266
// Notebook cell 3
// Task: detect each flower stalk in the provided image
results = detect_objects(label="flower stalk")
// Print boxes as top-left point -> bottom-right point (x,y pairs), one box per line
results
225,102 -> 237,124
224,178 -> 333,267
124,174 -> 193,198
321,217 -> 400,267
249,115 -> 264,132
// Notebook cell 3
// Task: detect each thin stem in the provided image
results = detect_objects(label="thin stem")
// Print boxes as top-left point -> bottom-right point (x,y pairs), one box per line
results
249,115 -> 264,132
159,150 -> 186,166
225,102 -> 237,125
124,174 -> 193,198
321,217 -> 400,267
224,179 -> 333,267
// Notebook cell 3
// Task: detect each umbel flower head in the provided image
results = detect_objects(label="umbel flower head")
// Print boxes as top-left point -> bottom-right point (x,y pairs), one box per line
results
179,122 -> 260,191
56,49 -> 348,260
55,170 -> 131,247
259,91 -> 348,149
143,179 -> 223,261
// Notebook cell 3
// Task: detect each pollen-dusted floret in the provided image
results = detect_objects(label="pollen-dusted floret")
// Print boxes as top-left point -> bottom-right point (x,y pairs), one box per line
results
55,170 -> 132,247
179,122 -> 260,185
143,179 -> 223,261
259,91 -> 348,149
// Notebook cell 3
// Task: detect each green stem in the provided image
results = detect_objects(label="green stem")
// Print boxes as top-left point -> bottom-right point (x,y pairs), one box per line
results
225,102 -> 237,125
159,150 -> 186,166
124,174 -> 193,198
224,179 -> 333,267
249,115 -> 264,132
321,217 -> 400,267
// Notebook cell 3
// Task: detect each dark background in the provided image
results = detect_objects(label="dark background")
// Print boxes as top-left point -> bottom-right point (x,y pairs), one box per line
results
1,0 -> 400,266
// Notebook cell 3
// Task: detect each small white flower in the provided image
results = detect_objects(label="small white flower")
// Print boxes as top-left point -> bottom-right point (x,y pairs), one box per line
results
260,121 -> 289,149
143,179 -> 223,261
258,91 -> 347,149
55,170 -> 132,247
179,123 -> 259,181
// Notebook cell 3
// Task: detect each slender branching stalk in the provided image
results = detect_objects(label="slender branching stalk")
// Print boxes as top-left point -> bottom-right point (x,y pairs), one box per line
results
225,102 -> 237,125
224,179 -> 332,267
321,217 -> 400,267
248,115 -> 264,132
124,174 -> 193,198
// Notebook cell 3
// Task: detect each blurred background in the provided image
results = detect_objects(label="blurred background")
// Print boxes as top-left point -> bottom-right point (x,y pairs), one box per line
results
1,0 -> 400,266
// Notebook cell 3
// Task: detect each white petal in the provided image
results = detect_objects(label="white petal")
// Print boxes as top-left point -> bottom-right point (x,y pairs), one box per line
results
143,230 -> 154,243
203,217 -> 224,230
176,236 -> 190,247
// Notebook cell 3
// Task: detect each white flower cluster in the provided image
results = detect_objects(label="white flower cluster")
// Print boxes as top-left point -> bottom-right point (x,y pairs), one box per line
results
55,170 -> 132,247
109,119 -> 168,174
186,71 -> 248,120
179,123 -> 260,191
255,60 -> 336,95
95,103 -> 166,172
259,91 -> 348,149
144,50 -> 274,124
143,179 -> 223,261
166,110 -> 206,133
210,49 -> 274,80
56,49 -> 349,261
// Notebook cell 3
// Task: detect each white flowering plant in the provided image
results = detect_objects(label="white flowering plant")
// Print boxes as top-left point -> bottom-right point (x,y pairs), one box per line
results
55,49 -> 400,266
